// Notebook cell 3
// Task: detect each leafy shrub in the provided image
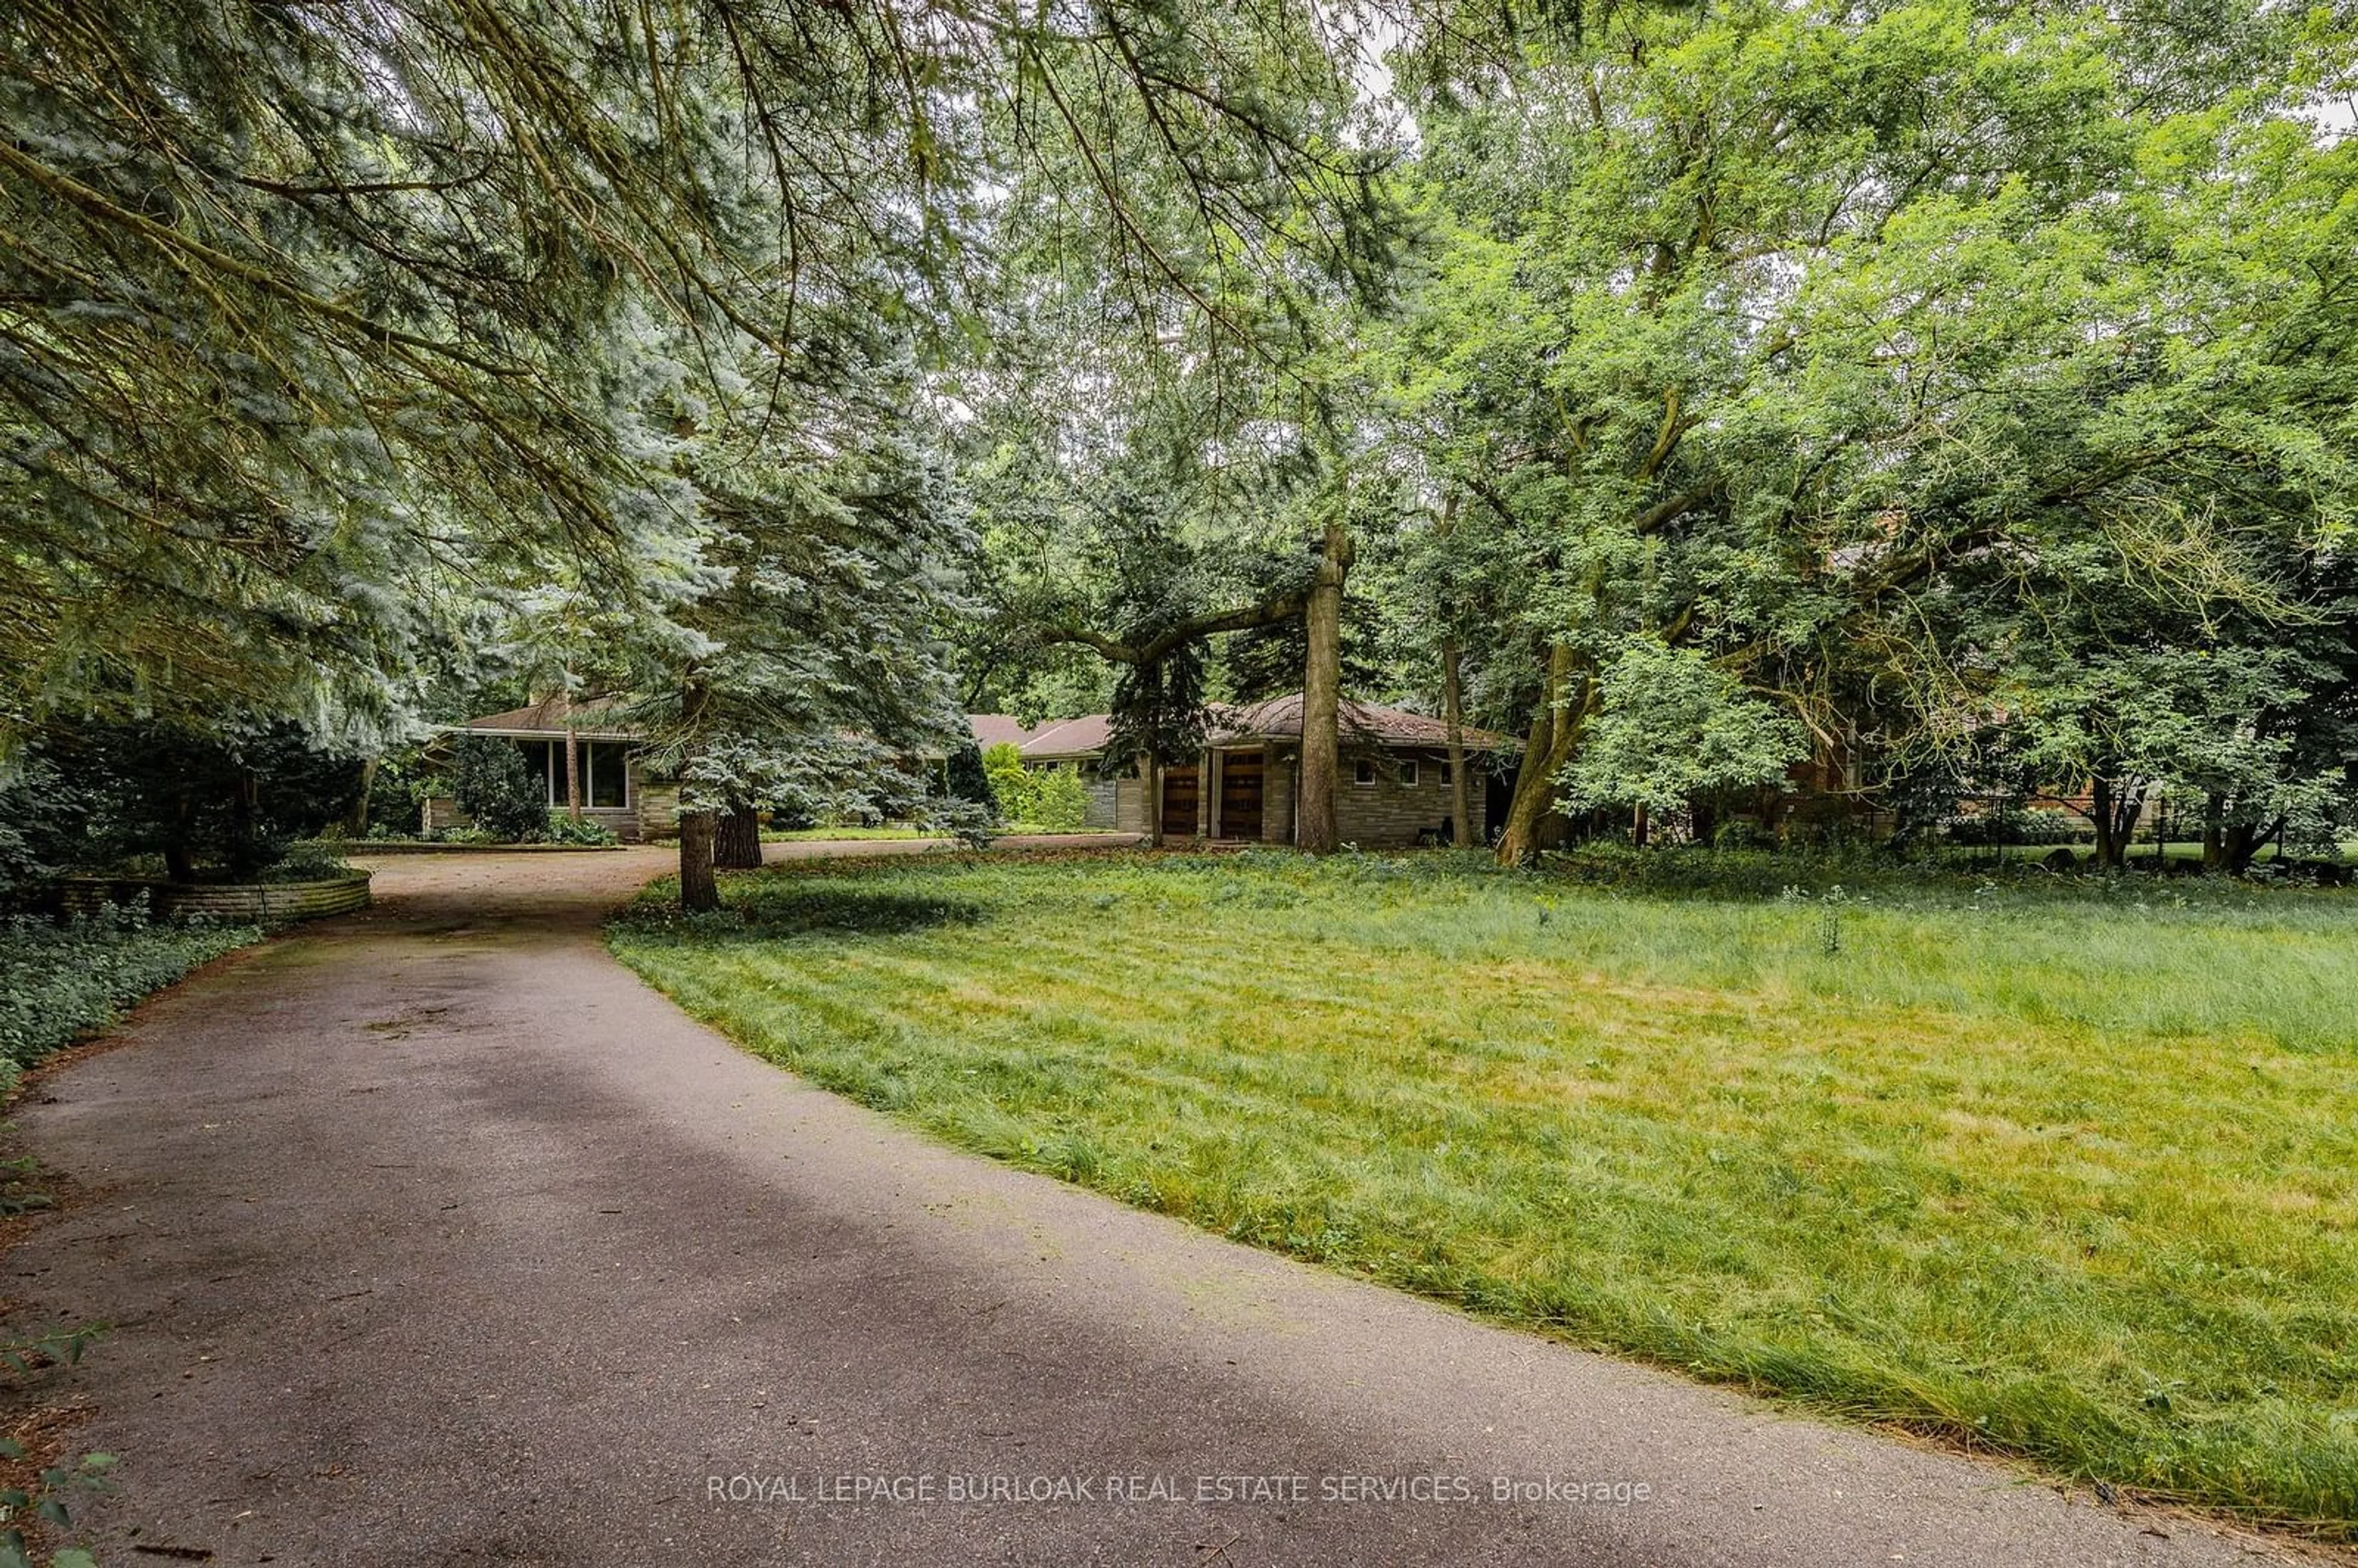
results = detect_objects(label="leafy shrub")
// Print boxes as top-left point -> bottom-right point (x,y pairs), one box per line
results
1945,809 -> 2090,847
448,735 -> 547,841
265,842 -> 355,882
982,747 -> 1090,829
543,811 -> 619,846
981,742 -> 1027,822
943,739 -> 998,819
0,908 -> 260,1081
1022,766 -> 1091,831
1,721 -> 360,888
357,747 -> 438,838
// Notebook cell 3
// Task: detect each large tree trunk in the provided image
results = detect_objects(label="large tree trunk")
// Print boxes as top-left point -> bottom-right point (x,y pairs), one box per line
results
677,669 -> 722,912
714,804 -> 763,869
344,754 -> 379,836
2090,775 -> 2119,869
2203,802 -> 2280,877
1297,517 -> 1353,855
1442,638 -> 1471,847
679,810 -> 720,910
1495,643 -> 1585,866
1145,754 -> 1165,848
2089,774 -> 2144,870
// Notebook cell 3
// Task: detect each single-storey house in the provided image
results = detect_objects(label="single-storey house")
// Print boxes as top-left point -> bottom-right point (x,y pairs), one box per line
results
423,696 -> 679,842
990,694 -> 1517,847
429,691 -> 1511,848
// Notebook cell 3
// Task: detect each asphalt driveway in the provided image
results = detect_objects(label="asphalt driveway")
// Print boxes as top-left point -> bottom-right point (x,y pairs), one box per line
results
0,845 -> 2313,1565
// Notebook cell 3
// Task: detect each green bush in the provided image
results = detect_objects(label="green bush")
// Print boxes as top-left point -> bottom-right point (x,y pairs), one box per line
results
544,810 -> 618,846
1,721 -> 362,887
448,735 -> 547,841
0,908 -> 261,1081
1022,766 -> 1091,831
943,739 -> 998,818
265,842 -> 355,882
981,742 -> 1028,823
981,746 -> 1091,830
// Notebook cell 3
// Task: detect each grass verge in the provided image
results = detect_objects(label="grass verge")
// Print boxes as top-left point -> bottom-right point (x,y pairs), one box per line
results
609,848 -> 2358,1535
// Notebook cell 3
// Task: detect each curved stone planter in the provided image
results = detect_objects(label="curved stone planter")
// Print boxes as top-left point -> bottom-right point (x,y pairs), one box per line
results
60,872 -> 373,925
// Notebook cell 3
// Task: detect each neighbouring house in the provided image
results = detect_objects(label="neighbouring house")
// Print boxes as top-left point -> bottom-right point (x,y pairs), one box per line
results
423,696 -> 680,842
987,694 -> 1518,847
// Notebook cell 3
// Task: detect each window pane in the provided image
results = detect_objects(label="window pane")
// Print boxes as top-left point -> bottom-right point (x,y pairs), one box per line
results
519,740 -> 556,804
588,742 -> 628,807
1401,760 -> 1417,786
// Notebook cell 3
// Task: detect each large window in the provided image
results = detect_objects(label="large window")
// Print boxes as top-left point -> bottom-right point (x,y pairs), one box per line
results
516,738 -> 631,807
1353,758 -> 1377,786
585,740 -> 628,807
1398,759 -> 1418,786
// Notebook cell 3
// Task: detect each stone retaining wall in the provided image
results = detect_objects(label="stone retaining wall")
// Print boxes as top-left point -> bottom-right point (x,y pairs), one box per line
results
60,874 -> 373,925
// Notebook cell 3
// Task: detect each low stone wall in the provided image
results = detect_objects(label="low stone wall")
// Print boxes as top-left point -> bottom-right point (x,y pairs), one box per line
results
60,874 -> 373,925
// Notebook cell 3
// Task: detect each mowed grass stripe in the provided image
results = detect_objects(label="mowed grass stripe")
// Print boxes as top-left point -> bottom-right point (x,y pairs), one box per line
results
609,851 -> 2358,1532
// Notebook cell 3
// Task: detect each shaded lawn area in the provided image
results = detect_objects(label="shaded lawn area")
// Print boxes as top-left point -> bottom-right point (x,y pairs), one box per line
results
608,850 -> 2358,1534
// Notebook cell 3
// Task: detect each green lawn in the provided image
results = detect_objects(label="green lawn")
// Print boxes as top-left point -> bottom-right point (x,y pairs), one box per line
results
609,850 -> 2358,1534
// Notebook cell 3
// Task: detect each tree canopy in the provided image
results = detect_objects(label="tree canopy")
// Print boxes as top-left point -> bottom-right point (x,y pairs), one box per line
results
4,0 -> 2353,884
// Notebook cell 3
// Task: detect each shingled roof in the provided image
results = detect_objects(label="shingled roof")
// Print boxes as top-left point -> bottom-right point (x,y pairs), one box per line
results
972,694 -> 1515,761
1020,713 -> 1119,759
968,714 -> 1038,750
458,694 -> 641,740
1214,694 -> 1516,751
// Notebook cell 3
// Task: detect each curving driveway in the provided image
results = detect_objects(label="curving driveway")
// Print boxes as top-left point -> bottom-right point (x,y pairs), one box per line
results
1,845 -> 2315,1566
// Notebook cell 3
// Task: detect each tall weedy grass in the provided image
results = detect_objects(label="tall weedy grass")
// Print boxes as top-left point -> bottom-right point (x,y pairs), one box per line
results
612,848 -> 2358,1534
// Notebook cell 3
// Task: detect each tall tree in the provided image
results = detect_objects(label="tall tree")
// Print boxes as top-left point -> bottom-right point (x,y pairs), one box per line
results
3,0 -> 1404,770
1373,0 -> 2357,862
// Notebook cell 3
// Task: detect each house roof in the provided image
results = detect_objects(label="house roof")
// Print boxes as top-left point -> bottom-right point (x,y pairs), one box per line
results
993,695 -> 1515,761
968,714 -> 1038,751
1020,713 -> 1119,759
457,694 -> 641,741
1215,694 -> 1516,751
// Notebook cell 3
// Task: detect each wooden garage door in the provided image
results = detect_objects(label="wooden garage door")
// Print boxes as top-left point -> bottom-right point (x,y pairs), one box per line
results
1160,766 -> 1199,839
1219,751 -> 1264,840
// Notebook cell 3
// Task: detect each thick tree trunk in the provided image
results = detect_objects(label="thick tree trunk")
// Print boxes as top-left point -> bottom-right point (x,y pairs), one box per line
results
677,668 -> 722,912
1145,753 -> 1164,848
2089,775 -> 2144,870
564,726 -> 582,821
2201,791 -> 2225,872
679,811 -> 720,910
1495,643 -> 1584,866
714,804 -> 763,869
1442,638 -> 1471,847
1632,801 -> 1649,847
346,755 -> 378,836
1297,517 -> 1353,855
164,844 -> 198,883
